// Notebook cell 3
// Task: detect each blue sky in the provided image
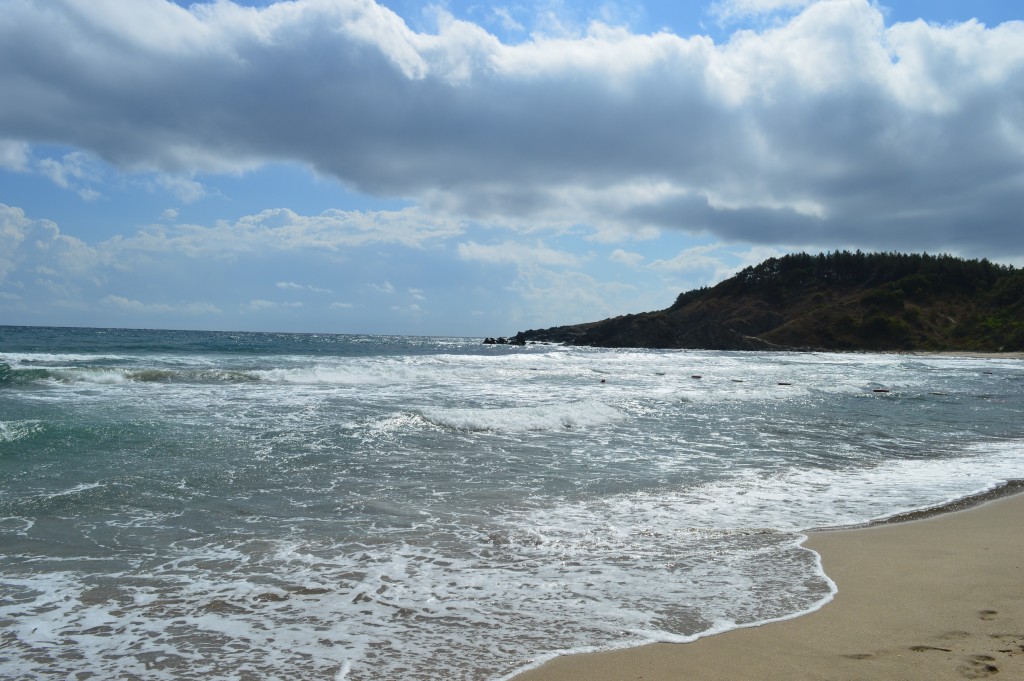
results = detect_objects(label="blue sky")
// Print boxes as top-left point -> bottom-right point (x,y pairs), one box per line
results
1,0 -> 1022,335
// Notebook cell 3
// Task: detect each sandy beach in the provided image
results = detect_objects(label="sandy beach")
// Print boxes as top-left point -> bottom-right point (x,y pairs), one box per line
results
512,491 -> 1024,681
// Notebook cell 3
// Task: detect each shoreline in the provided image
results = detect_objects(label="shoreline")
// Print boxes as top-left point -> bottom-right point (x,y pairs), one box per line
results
823,478 -> 1024,529
902,350 -> 1024,360
510,486 -> 1024,681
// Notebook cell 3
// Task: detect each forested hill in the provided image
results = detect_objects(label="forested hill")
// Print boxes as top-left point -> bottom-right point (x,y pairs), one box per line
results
512,251 -> 1024,352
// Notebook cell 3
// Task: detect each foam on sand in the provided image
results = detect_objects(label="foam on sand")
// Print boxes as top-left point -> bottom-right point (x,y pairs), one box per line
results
511,491 -> 1024,681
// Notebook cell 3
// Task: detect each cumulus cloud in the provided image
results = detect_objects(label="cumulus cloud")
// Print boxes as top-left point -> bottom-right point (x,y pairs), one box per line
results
0,203 -> 107,283
0,205 -> 32,282
1,0 -> 1023,256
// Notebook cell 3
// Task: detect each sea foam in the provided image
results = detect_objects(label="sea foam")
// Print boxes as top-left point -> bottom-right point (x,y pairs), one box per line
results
2,328 -> 1022,681
419,400 -> 624,432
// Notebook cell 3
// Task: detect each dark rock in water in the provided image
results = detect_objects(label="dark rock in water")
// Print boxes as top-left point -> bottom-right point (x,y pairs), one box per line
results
482,336 -> 526,346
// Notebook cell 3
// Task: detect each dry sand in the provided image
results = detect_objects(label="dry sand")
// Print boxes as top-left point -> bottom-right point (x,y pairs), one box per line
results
512,492 -> 1024,681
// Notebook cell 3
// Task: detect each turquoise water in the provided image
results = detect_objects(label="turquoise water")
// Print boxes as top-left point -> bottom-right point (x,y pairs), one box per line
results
2,325 -> 1022,680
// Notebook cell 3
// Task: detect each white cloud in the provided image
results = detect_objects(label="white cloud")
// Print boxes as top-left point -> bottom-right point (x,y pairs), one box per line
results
104,295 -> 221,315
0,139 -> 29,171
609,248 -> 644,267
0,204 -> 467,321
329,301 -> 354,309
491,7 -> 525,33
109,207 -> 463,260
1,0 -> 1023,256
153,174 -> 206,203
0,203 -> 107,283
709,0 -> 816,23
457,240 -> 581,267
246,299 -> 303,311
649,244 -> 727,273
0,203 -> 32,250
507,265 -> 644,328
648,243 -> 790,285
37,151 -> 103,200
729,244 -> 791,270
277,281 -> 332,294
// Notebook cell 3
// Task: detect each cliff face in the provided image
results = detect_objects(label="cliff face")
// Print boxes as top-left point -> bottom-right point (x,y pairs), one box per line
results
514,251 -> 1024,352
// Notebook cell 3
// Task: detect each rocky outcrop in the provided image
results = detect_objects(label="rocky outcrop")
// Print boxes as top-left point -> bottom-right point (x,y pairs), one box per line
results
514,312 -> 780,351
494,251 -> 1024,352
482,336 -> 525,345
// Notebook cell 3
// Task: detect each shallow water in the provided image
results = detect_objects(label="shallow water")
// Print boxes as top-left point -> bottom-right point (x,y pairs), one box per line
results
1,326 -> 1021,680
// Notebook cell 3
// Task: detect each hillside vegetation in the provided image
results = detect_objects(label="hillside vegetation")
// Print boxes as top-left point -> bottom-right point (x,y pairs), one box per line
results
514,251 -> 1024,352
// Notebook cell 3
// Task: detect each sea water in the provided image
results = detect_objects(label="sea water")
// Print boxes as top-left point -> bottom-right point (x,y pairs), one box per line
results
1,325 -> 1021,680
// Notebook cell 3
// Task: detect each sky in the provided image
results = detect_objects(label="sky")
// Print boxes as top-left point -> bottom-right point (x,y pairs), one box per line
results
1,0 -> 1022,336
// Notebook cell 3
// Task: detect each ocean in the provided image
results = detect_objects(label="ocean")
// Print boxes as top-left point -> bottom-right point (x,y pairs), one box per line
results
1,325 -> 1022,680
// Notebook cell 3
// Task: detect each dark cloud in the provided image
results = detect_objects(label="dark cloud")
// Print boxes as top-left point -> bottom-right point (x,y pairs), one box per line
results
2,0 -> 1023,256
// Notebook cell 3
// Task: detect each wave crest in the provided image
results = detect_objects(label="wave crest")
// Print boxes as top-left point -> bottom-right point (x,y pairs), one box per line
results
419,401 -> 624,432
0,420 -> 44,444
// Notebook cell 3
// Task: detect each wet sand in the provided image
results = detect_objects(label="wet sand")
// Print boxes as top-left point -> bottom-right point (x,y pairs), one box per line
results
512,491 -> 1024,681
906,350 -> 1024,360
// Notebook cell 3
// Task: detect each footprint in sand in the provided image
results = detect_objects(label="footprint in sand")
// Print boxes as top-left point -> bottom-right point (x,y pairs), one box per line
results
959,654 -> 999,679
990,633 -> 1024,656
978,610 -> 998,621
